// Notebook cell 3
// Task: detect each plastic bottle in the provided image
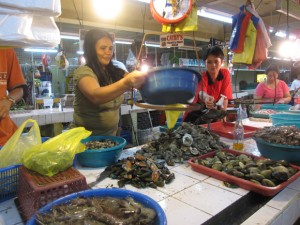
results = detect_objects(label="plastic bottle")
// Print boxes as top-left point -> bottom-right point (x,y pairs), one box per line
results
294,89 -> 300,110
233,105 -> 244,151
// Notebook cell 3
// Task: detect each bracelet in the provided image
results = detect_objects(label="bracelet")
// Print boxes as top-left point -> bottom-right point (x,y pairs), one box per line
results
2,96 -> 16,105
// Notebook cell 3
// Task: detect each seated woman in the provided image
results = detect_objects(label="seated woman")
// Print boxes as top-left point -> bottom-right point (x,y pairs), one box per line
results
254,64 -> 291,104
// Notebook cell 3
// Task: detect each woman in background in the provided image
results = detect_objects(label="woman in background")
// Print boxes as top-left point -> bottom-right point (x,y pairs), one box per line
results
254,64 -> 291,104
70,28 -> 147,136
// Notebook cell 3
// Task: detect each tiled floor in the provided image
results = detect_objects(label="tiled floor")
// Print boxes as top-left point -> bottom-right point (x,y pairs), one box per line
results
1,122 -> 300,225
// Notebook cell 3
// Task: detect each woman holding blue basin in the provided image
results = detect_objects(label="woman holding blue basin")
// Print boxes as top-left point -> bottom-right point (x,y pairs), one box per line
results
69,29 -> 147,136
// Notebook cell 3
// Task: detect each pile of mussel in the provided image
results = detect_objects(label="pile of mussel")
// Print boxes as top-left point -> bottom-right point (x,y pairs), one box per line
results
137,122 -> 229,166
194,151 -> 299,187
36,196 -> 156,225
105,153 -> 175,189
85,139 -> 118,150
253,126 -> 300,146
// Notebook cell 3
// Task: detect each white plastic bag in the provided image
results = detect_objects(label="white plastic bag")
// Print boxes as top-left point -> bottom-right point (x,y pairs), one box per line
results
0,0 -> 61,16
0,14 -> 60,48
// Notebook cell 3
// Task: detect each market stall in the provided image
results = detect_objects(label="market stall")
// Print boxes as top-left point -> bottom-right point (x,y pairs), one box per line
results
0,119 -> 300,225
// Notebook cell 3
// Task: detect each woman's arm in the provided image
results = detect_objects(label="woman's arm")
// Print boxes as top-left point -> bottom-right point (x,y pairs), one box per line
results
78,70 -> 147,105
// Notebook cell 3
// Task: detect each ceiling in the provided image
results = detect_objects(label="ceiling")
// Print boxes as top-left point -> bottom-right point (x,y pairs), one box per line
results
57,0 -> 300,60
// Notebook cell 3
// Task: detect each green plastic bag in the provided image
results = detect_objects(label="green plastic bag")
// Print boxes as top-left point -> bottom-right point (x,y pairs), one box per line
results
0,119 -> 41,168
21,127 -> 91,176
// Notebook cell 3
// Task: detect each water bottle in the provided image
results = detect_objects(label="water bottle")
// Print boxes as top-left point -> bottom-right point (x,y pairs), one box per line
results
294,89 -> 300,110
233,106 -> 244,151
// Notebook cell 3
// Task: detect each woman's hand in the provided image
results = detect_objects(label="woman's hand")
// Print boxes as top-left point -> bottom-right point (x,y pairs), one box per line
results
204,95 -> 215,109
124,70 -> 147,89
276,98 -> 285,104
0,98 -> 12,119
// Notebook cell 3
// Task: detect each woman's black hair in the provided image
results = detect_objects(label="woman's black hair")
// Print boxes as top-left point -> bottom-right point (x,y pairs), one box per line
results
203,46 -> 224,61
83,28 -> 124,86
265,64 -> 280,75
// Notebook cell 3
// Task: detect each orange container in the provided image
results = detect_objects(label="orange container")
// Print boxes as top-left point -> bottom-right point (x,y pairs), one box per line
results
17,166 -> 89,221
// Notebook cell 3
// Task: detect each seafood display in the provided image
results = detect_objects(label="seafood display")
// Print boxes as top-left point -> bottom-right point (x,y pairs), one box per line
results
137,122 -> 229,166
85,139 -> 118,150
193,150 -> 299,187
35,196 -> 156,225
104,154 -> 175,189
253,126 -> 300,146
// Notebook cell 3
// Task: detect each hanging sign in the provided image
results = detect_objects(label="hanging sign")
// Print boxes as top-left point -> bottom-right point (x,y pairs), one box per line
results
160,33 -> 184,48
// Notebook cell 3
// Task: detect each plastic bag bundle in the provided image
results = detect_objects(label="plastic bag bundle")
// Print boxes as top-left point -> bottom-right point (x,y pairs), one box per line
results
0,14 -> 60,48
230,4 -> 271,68
0,0 -> 61,48
21,127 -> 91,177
0,0 -> 61,16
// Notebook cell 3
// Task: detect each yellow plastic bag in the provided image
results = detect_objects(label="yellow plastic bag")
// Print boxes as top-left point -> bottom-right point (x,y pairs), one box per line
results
0,119 -> 41,168
21,127 -> 91,176
165,104 -> 184,129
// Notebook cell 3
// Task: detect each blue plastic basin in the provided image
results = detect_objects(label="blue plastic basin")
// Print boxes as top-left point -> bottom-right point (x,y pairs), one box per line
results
261,104 -> 290,111
77,136 -> 126,167
254,138 -> 300,162
273,121 -> 300,129
26,188 -> 167,225
270,113 -> 300,126
140,67 -> 201,105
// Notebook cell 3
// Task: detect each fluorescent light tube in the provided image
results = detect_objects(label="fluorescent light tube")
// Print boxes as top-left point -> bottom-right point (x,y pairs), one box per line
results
145,42 -> 160,48
77,50 -> 84,55
24,48 -> 58,53
60,35 -> 80,40
197,7 -> 232,24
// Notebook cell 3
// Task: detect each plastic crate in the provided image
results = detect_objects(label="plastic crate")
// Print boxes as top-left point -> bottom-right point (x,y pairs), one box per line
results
17,166 -> 89,221
0,164 -> 20,203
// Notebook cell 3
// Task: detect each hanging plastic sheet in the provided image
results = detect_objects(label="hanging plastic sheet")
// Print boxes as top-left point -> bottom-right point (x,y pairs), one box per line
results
233,12 -> 252,53
0,14 -> 60,48
232,19 -> 257,65
0,0 -> 61,16
229,6 -> 246,51
245,5 -> 272,49
248,25 -> 268,69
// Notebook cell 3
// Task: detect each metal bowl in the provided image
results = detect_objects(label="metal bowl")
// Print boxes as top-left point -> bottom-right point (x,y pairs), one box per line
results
140,67 -> 201,105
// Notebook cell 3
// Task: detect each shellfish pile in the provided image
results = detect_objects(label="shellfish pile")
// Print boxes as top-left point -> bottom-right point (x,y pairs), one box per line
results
85,139 -> 118,150
35,196 -> 156,225
194,151 -> 298,187
105,153 -> 175,189
253,126 -> 300,146
136,122 -> 229,166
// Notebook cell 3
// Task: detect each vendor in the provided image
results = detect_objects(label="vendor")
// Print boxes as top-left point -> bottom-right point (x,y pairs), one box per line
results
183,46 -> 233,123
254,64 -> 291,104
0,48 -> 26,146
69,28 -> 147,136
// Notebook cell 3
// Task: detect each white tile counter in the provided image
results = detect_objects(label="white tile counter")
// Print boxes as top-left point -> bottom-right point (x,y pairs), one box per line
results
9,104 -> 154,127
1,122 -> 300,225
10,108 -> 74,127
